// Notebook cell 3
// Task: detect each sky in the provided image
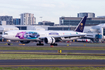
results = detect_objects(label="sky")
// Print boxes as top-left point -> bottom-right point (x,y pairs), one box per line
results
0,0 -> 105,24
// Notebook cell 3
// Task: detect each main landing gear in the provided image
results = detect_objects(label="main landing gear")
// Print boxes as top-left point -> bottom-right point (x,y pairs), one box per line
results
50,43 -> 58,46
36,41 -> 44,46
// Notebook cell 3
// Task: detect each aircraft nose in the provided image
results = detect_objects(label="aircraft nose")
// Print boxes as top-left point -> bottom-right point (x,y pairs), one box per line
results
2,34 -> 7,39
2,35 -> 5,38
2,32 -> 8,38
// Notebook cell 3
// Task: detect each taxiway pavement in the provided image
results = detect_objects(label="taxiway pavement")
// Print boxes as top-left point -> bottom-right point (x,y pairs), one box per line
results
0,42 -> 105,47
0,59 -> 105,67
0,50 -> 105,54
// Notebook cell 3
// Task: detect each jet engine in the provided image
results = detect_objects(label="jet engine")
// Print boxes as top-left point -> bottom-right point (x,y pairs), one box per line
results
44,37 -> 55,44
20,41 -> 30,44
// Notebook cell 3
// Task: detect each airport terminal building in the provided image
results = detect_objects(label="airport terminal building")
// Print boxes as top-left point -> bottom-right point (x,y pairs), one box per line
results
60,17 -> 105,26
60,13 -> 105,26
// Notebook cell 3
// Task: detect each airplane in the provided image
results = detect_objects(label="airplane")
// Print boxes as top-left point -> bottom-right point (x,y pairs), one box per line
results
2,16 -> 87,46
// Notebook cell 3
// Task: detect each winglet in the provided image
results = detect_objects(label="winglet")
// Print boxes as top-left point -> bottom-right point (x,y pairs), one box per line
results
75,16 -> 87,32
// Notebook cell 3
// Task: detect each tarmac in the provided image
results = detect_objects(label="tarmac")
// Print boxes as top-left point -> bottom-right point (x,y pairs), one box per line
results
0,42 -> 105,67
0,42 -> 105,47
0,59 -> 105,67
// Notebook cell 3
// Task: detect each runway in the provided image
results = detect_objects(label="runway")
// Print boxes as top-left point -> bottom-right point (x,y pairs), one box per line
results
0,59 -> 105,67
0,50 -> 105,54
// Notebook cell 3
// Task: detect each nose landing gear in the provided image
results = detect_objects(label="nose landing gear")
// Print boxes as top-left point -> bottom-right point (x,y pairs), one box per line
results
8,40 -> 11,46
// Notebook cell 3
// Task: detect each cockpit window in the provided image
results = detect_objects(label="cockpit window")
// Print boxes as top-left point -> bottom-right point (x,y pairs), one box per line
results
4,33 -> 8,35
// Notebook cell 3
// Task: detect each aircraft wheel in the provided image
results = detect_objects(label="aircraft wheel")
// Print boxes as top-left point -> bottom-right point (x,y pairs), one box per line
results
8,43 -> 11,46
50,43 -> 58,46
37,43 -> 44,46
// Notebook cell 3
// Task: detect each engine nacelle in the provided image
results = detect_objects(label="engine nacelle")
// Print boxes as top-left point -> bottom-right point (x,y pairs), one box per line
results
20,41 -> 30,44
44,37 -> 55,44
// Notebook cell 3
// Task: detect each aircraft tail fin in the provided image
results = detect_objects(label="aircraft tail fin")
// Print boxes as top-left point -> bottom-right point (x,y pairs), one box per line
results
75,16 -> 87,32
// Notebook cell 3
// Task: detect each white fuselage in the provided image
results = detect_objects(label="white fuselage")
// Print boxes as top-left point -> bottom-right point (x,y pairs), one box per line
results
2,30 -> 86,41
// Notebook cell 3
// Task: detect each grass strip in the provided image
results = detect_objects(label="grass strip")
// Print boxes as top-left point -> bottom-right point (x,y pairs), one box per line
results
0,54 -> 105,60
0,46 -> 105,50
0,67 -> 105,70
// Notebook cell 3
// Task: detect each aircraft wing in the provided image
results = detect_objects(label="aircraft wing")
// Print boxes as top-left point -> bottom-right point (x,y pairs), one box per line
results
54,34 -> 86,38
39,33 -> 86,39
